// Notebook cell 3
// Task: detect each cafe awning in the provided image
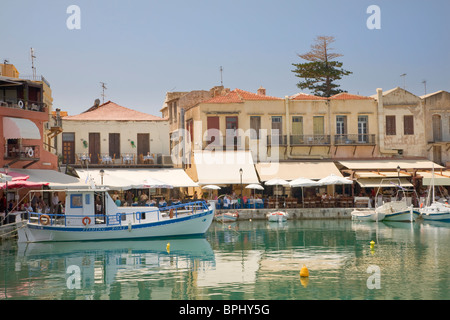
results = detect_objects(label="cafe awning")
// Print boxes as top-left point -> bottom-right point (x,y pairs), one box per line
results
255,161 -> 343,182
356,178 -> 413,188
194,150 -> 259,185
338,159 -> 444,170
419,171 -> 450,186
76,168 -> 198,189
10,169 -> 86,189
3,117 -> 41,139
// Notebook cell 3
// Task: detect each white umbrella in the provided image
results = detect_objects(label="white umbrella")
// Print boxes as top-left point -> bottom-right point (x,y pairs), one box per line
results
201,185 -> 221,190
202,184 -> 221,199
289,177 -> 321,208
245,184 -> 264,190
318,174 -> 352,185
265,179 -> 289,209
245,184 -> 264,208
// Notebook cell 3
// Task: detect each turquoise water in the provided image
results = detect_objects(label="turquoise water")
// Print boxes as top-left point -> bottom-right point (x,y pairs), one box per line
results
1,219 -> 450,300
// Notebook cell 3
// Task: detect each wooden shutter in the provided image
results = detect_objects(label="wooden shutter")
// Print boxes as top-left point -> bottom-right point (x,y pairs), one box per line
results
385,116 -> 396,135
89,132 -> 100,164
403,115 -> 414,135
109,133 -> 120,158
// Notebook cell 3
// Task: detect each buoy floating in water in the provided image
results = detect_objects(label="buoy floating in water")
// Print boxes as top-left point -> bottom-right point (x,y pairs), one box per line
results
166,242 -> 170,253
300,265 -> 309,277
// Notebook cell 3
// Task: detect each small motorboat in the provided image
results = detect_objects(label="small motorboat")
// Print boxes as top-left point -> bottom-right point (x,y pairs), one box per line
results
351,209 -> 385,222
215,211 -> 238,222
267,211 -> 288,222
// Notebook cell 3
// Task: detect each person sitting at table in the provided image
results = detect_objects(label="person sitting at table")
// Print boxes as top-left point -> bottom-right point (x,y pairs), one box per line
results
223,195 -> 231,209
159,197 -> 167,207
148,198 -> 156,206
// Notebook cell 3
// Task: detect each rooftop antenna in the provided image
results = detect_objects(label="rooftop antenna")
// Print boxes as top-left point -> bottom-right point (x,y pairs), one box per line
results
100,82 -> 107,103
422,80 -> 427,95
30,47 -> 36,80
220,66 -> 223,86
400,73 -> 407,90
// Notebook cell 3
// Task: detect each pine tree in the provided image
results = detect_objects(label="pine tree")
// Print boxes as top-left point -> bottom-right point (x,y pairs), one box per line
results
292,36 -> 352,97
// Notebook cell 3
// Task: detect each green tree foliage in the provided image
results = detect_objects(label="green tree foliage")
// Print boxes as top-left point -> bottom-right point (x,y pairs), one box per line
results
292,36 -> 352,97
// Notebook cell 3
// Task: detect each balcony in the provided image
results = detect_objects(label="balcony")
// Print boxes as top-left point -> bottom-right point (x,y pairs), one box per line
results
203,136 -> 243,150
0,98 -> 46,112
334,134 -> 376,145
4,144 -> 40,168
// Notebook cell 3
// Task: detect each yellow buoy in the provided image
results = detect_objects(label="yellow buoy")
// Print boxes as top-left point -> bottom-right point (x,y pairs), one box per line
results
166,242 -> 170,253
300,265 -> 309,277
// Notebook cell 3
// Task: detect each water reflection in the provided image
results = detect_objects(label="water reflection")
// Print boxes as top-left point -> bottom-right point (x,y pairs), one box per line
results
2,220 -> 450,300
7,238 -> 215,299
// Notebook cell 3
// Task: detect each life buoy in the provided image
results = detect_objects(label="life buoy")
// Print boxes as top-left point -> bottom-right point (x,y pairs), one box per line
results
39,214 -> 50,225
18,100 -> 24,108
27,148 -> 34,157
82,216 -> 91,226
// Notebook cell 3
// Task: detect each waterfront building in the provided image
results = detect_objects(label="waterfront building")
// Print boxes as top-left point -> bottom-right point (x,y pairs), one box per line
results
421,90 -> 450,166
0,63 -> 61,171
58,100 -> 170,166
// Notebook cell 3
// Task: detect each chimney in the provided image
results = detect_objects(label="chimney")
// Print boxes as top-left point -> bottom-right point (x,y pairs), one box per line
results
257,86 -> 266,96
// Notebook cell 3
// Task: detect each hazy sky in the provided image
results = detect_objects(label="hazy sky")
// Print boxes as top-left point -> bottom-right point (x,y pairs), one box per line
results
1,0 -> 449,116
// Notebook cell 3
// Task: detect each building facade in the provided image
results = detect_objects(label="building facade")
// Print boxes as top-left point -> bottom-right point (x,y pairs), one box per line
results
58,100 -> 170,166
0,63 -> 60,170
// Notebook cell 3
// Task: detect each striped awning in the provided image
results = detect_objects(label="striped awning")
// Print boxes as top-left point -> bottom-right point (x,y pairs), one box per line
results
3,117 -> 41,139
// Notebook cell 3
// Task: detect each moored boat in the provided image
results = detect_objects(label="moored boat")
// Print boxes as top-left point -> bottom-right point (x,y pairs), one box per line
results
215,211 -> 238,222
351,209 -> 385,222
419,166 -> 450,222
267,211 -> 288,222
17,188 -> 215,243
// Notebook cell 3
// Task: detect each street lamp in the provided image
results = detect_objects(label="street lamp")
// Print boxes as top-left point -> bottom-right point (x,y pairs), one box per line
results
397,165 -> 401,179
239,168 -> 243,197
99,169 -> 105,185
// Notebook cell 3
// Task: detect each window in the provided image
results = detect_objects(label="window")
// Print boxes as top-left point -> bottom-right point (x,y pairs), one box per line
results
313,116 -> 324,135
386,115 -> 396,135
358,116 -> 369,143
70,194 -> 83,208
336,116 -> 347,135
292,116 -> 303,144
250,116 -> 261,139
403,115 -> 414,135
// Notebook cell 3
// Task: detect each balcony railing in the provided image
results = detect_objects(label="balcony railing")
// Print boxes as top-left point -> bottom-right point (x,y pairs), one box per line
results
334,134 -> 376,145
0,98 -> 46,112
203,136 -> 243,150
4,145 -> 40,160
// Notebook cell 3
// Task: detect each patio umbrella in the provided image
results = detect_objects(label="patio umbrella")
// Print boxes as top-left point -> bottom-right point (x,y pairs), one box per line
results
201,185 -> 221,190
245,184 -> 264,208
265,179 -> 289,209
202,185 -> 221,199
289,177 -> 321,208
318,174 -> 352,185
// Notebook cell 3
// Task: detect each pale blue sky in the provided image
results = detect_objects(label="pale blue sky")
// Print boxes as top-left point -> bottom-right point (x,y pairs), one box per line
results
1,0 -> 449,116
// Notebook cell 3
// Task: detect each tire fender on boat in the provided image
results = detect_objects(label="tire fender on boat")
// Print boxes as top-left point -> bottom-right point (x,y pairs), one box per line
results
169,209 -> 174,219
39,214 -> 50,226
82,216 -> 91,226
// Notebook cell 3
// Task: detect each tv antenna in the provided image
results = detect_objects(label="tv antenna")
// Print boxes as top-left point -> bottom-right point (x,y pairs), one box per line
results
400,73 -> 407,89
220,66 -> 223,86
30,47 -> 37,80
100,82 -> 107,103
421,80 -> 427,95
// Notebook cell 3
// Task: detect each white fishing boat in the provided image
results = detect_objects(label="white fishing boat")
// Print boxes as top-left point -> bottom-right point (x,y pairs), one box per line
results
17,188 -> 215,243
372,178 -> 420,222
267,211 -> 288,222
215,211 -> 238,222
420,166 -> 450,222
351,209 -> 385,222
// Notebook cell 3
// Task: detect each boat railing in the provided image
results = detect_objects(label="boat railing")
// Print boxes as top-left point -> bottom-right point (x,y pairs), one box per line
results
27,201 -> 211,227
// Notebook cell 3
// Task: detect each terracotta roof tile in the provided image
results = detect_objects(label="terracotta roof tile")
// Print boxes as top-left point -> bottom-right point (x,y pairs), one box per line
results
290,93 -> 327,100
63,101 -> 164,121
329,93 -> 373,100
203,88 -> 282,104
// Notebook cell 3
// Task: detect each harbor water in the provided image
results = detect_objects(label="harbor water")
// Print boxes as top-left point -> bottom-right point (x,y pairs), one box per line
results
1,219 -> 450,300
